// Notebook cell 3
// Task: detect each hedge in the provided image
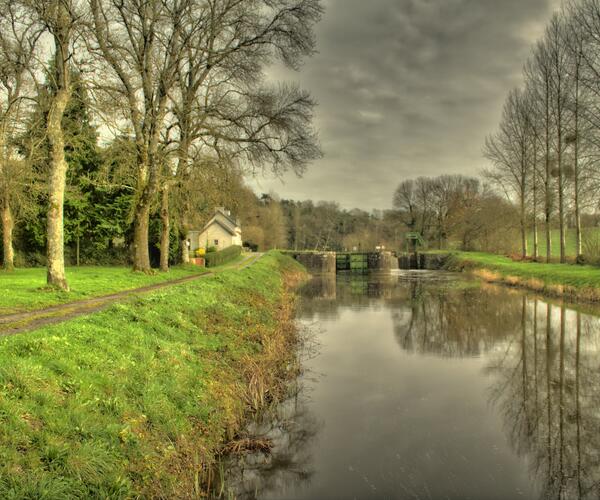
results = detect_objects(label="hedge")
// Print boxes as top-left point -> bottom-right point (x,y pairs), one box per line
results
204,245 -> 242,268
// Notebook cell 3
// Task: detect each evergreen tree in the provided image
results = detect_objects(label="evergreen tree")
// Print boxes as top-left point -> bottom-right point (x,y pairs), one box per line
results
18,69 -> 132,265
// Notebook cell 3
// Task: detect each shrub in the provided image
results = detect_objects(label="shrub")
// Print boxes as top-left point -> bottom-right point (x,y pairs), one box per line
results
206,246 -> 217,253
204,245 -> 242,268
195,248 -> 206,257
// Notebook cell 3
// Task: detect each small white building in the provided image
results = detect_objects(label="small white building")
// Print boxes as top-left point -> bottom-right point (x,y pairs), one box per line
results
187,208 -> 242,254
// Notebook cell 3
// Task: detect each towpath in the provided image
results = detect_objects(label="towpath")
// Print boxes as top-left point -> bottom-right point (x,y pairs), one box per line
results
0,253 -> 262,337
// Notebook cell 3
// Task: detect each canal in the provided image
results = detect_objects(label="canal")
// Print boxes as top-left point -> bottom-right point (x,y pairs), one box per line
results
222,271 -> 600,499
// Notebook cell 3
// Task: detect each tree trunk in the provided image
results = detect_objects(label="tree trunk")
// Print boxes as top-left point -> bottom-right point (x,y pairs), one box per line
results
0,131 -> 13,271
45,11 -> 71,291
1,199 -> 14,270
520,196 -> 527,259
574,63 -> 582,261
533,146 -> 539,261
160,184 -> 170,272
181,238 -> 190,264
555,63 -> 566,264
533,201 -> 539,260
557,129 -> 566,264
544,79 -> 552,263
132,200 -> 151,272
520,154 -> 528,259
174,141 -> 191,267
46,88 -> 70,291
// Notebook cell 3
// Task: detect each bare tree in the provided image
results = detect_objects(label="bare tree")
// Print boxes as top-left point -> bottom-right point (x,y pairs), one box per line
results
0,1 -> 40,270
393,177 -> 436,248
546,14 -> 573,263
524,90 -> 543,261
23,0 -> 81,289
165,0 -> 322,270
568,0 -> 600,260
89,0 -> 321,272
526,40 -> 555,262
88,0 -> 190,272
484,88 -> 532,258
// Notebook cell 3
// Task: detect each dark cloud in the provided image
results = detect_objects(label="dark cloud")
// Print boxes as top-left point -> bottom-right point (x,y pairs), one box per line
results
253,0 -> 561,210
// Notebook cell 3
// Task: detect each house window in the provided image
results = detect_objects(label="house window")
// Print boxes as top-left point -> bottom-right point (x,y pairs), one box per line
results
214,239 -> 219,246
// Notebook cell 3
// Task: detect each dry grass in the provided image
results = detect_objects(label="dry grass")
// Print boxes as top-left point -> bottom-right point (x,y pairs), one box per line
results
524,278 -> 545,292
448,251 -> 600,304
472,269 -> 501,283
472,267 -> 600,303
504,275 -> 521,286
222,437 -> 272,455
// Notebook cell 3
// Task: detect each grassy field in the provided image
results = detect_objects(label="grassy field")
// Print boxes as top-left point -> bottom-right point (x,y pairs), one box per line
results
526,227 -> 600,257
0,264 -> 217,314
0,252 -> 306,498
447,251 -> 600,300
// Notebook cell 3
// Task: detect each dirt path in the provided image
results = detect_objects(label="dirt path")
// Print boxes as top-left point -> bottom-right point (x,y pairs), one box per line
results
0,253 -> 262,337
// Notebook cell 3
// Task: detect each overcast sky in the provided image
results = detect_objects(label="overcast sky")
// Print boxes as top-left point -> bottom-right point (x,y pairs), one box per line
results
251,0 -> 562,211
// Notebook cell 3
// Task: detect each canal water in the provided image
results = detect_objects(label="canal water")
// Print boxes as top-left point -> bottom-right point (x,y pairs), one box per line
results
222,271 -> 600,499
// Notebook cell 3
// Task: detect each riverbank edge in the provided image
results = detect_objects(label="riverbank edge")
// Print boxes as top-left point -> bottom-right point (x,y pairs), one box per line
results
442,251 -> 600,302
0,252 -> 308,498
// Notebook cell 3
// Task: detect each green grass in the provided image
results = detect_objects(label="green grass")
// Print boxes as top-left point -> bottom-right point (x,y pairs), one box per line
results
526,227 -> 600,257
447,251 -> 600,290
0,252 -> 306,498
0,264 -> 214,314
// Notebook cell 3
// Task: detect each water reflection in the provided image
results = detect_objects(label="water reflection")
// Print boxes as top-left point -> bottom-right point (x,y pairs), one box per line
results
488,299 -> 600,499
221,272 -> 600,499
223,392 -> 321,498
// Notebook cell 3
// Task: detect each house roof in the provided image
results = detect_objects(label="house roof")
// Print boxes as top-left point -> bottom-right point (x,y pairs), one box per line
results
193,208 -> 241,236
215,207 -> 239,228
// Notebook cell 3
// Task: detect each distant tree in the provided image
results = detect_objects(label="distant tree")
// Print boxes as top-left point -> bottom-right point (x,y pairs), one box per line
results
393,177 -> 435,248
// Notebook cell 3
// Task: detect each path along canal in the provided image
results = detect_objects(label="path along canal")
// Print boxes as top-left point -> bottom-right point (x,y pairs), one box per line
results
221,270 -> 600,499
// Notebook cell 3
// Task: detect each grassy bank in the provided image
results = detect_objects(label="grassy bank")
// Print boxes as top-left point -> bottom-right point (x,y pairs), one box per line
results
446,251 -> 600,301
0,252 -> 306,498
0,265 -> 217,315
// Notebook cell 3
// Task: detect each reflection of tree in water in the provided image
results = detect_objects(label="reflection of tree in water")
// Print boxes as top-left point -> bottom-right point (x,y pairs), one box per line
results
301,273 -> 527,358
220,386 -> 322,499
392,281 -> 524,357
299,272 -> 461,320
488,298 -> 600,499
278,274 -> 600,497
297,274 -> 340,321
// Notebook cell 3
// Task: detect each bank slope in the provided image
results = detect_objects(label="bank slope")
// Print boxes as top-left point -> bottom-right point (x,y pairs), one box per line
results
447,251 -> 600,301
0,252 -> 306,498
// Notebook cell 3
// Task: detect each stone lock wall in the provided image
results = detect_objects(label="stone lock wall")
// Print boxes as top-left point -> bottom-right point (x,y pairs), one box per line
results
290,252 -> 337,274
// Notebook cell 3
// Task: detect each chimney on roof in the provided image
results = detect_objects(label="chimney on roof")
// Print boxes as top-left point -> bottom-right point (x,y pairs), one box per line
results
216,206 -> 232,218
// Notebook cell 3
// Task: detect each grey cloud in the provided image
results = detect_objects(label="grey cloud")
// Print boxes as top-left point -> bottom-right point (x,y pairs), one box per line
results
253,0 -> 561,209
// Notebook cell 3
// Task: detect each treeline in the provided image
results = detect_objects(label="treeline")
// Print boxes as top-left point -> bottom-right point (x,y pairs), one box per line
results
485,0 -> 600,263
237,176 -> 518,254
235,195 -> 403,253
0,0 -> 322,290
392,175 -> 520,253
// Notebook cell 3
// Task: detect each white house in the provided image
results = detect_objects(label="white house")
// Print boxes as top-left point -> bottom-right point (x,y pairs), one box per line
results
187,208 -> 242,253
